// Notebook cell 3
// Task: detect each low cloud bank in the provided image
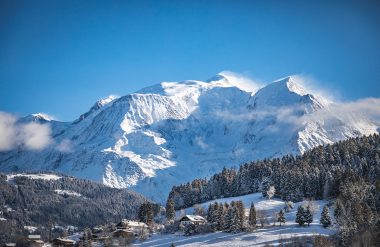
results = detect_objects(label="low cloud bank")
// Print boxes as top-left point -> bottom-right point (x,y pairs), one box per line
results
214,98 -> 380,132
0,112 -> 52,151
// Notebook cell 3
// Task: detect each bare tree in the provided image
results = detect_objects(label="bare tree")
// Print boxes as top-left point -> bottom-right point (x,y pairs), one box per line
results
256,210 -> 268,227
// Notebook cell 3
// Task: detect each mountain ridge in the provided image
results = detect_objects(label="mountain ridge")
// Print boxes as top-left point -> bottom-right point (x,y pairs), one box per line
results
0,73 -> 378,202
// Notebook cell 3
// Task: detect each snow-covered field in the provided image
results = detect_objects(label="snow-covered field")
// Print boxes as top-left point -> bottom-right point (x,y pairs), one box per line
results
143,193 -> 336,246
54,189 -> 82,197
6,173 -> 62,182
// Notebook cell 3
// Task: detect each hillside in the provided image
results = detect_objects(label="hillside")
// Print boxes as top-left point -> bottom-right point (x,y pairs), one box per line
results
0,73 -> 378,202
139,193 -> 335,247
0,172 -> 149,244
168,134 -> 380,245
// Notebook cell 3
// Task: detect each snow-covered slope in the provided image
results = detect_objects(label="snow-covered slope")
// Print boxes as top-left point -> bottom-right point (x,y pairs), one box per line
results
0,73 -> 378,202
140,192 -> 335,247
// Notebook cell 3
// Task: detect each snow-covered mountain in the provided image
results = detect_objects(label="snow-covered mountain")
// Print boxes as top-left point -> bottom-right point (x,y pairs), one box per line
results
0,72 -> 378,202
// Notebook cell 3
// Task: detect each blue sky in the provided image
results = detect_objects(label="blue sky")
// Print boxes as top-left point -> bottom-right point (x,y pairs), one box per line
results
1,0 -> 380,121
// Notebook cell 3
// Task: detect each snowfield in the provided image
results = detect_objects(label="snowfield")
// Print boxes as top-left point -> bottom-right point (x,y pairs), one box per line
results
54,189 -> 82,197
142,193 -> 336,247
6,173 -> 62,182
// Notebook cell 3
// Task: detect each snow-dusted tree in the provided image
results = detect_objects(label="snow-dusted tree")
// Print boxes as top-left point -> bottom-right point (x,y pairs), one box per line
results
193,204 -> 205,216
138,202 -> 154,226
296,206 -> 306,226
216,203 -> 225,230
224,205 -> 234,231
320,205 -> 332,228
267,186 -> 275,200
261,178 -> 270,198
166,198 -> 175,222
235,200 -> 245,230
248,202 -> 256,227
229,206 -> 240,233
305,205 -> 313,226
277,209 -> 286,226
206,203 -> 213,222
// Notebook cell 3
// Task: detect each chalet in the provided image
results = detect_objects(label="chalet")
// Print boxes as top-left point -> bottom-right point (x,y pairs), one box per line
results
28,235 -> 44,247
52,238 -> 75,247
116,219 -> 148,235
113,229 -> 134,239
179,215 -> 207,225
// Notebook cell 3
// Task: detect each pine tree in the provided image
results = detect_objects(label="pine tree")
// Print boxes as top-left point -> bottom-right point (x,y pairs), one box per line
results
277,209 -> 286,226
248,202 -> 257,227
320,205 -> 332,228
235,201 -> 245,230
296,206 -> 306,226
305,205 -> 313,226
138,202 -> 154,226
261,178 -> 270,198
206,203 -> 213,222
224,205 -> 234,231
229,206 -> 240,233
166,198 -> 175,222
216,203 -> 225,230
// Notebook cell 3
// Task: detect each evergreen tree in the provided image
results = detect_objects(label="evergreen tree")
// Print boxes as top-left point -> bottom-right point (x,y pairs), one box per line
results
261,178 -> 270,198
206,203 -> 213,222
320,205 -> 332,228
224,205 -> 234,231
277,209 -> 286,226
229,206 -> 240,233
138,202 -> 154,226
235,200 -> 245,230
216,203 -> 225,230
166,198 -> 175,222
295,206 -> 306,226
248,202 -> 257,227
305,205 -> 313,226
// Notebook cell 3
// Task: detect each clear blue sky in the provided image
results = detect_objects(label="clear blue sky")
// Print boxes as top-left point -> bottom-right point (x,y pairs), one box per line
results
1,0 -> 380,121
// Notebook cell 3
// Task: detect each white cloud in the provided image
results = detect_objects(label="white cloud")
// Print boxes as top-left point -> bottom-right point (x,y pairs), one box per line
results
20,122 -> 52,150
0,112 -> 17,151
218,71 -> 265,93
56,139 -> 73,153
194,136 -> 209,150
213,98 -> 380,132
0,112 -> 52,151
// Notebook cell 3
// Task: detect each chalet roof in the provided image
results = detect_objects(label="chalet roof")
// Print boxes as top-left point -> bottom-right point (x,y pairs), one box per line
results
117,219 -> 148,228
52,238 -> 76,244
179,215 -> 206,222
28,235 -> 41,239
5,244 -> 16,247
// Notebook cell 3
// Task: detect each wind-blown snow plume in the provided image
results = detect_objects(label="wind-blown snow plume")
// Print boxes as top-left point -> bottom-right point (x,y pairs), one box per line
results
0,112 -> 52,151
217,71 -> 264,93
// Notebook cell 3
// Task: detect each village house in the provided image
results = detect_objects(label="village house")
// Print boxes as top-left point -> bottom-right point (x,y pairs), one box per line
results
179,215 -> 207,226
27,235 -> 44,247
52,238 -> 75,247
116,219 -> 148,235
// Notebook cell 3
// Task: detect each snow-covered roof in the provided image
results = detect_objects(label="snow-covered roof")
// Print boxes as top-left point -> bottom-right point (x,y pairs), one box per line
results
53,238 -> 76,244
118,219 -> 148,228
180,215 -> 206,222
28,235 -> 41,239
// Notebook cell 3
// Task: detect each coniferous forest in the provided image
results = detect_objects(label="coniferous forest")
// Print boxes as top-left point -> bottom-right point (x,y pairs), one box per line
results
168,134 -> 380,244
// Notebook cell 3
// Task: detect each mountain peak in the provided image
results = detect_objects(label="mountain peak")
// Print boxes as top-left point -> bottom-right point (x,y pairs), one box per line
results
272,76 -> 307,96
